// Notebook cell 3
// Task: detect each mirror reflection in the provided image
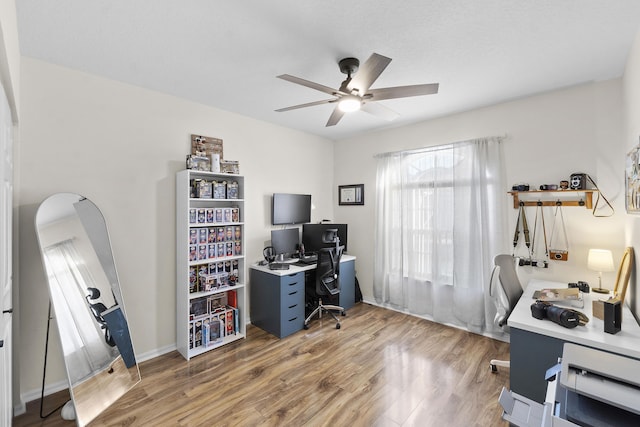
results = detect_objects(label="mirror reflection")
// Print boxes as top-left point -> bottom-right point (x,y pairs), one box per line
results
35,193 -> 140,426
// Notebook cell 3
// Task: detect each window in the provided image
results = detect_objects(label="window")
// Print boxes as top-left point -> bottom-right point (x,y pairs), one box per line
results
374,137 -> 506,331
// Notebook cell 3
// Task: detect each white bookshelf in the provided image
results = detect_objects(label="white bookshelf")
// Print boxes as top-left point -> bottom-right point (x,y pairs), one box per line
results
176,169 -> 246,360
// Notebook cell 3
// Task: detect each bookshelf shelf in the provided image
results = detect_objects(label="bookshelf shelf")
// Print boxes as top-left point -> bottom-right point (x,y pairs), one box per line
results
508,189 -> 597,209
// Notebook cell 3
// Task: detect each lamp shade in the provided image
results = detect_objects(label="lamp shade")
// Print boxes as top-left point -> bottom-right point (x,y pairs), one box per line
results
587,249 -> 615,272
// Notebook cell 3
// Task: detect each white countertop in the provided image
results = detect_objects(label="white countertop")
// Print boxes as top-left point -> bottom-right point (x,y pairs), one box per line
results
509,279 -> 640,360
250,254 -> 356,276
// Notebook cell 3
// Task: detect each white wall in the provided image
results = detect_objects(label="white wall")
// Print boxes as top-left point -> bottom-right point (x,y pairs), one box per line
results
16,58 -> 335,398
623,29 -> 640,320
334,80 -> 626,310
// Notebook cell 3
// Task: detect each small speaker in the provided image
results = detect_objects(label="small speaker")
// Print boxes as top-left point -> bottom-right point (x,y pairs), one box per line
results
604,299 -> 621,334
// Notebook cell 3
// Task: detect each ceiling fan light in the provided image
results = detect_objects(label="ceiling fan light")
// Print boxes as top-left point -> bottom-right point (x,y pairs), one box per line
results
338,95 -> 361,112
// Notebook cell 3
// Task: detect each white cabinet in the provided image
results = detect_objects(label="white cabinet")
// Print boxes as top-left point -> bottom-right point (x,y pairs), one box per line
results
176,170 -> 246,360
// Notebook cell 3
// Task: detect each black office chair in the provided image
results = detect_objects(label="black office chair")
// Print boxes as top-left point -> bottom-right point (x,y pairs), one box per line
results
86,287 -> 116,347
489,254 -> 524,372
304,229 -> 345,330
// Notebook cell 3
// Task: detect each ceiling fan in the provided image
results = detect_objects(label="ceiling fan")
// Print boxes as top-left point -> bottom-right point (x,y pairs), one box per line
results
275,52 -> 439,127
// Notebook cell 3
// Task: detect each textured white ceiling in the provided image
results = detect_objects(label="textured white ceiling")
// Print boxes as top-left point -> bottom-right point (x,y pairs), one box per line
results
15,0 -> 640,140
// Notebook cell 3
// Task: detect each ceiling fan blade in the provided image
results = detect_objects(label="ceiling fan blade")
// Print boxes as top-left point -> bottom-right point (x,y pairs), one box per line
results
366,83 -> 439,101
347,53 -> 392,94
326,106 -> 345,127
361,102 -> 400,121
277,74 -> 344,97
275,99 -> 335,112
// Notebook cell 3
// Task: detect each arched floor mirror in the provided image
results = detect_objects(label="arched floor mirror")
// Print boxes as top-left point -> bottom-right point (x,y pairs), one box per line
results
35,193 -> 140,426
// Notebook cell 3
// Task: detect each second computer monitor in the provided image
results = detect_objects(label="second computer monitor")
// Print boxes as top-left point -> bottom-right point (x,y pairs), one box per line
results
302,223 -> 348,253
270,228 -> 299,258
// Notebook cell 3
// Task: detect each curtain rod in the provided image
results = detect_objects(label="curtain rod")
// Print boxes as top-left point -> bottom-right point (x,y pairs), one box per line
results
373,134 -> 508,158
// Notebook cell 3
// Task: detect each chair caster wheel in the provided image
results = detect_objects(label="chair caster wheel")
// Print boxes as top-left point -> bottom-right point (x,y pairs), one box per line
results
336,323 -> 340,329
490,364 -> 497,373
341,311 -> 346,316
303,324 -> 309,330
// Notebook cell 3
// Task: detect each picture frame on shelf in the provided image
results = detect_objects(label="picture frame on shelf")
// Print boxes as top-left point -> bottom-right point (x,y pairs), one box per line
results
625,139 -> 640,214
191,134 -> 223,159
339,184 -> 364,206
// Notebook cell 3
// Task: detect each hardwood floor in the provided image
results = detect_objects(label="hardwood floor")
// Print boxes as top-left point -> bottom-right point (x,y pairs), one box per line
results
14,303 -> 511,426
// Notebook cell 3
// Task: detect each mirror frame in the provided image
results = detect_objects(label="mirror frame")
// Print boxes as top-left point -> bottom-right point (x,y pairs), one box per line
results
613,247 -> 634,303
35,193 -> 140,426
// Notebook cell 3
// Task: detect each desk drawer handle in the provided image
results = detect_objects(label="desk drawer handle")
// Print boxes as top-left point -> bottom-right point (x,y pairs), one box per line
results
288,291 -> 298,296
287,281 -> 299,287
288,304 -> 297,309
288,316 -> 298,322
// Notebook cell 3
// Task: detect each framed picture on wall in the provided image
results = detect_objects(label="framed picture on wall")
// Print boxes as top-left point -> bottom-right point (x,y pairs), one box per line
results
625,139 -> 640,214
339,184 -> 364,206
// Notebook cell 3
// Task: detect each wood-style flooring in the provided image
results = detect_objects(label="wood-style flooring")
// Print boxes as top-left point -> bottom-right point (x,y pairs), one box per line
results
14,303 -> 511,426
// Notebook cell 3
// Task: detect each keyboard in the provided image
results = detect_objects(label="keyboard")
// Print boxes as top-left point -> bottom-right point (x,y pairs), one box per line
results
298,254 -> 317,264
268,262 -> 290,270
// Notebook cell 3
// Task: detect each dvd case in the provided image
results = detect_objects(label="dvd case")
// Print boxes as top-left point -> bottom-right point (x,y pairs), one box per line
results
227,181 -> 238,199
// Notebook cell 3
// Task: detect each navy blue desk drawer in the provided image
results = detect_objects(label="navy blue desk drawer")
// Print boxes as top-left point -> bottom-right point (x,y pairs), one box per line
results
278,271 -> 304,338
281,283 -> 304,319
280,302 -> 304,337
280,315 -> 304,338
279,272 -> 304,299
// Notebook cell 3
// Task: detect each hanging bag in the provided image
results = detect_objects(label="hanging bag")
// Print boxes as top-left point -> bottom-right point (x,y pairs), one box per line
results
548,203 -> 569,261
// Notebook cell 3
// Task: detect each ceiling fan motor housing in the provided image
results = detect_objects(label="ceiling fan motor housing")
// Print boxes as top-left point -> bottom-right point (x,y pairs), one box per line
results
339,57 -> 360,76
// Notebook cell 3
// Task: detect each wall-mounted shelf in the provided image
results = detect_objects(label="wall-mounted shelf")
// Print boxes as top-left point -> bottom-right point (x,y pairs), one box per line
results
508,190 -> 597,209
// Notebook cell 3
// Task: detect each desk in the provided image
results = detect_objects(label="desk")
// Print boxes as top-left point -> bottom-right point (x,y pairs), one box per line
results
249,255 -> 356,338
508,279 -> 640,404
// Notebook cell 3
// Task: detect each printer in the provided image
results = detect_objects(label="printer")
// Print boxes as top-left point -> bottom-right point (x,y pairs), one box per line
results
499,343 -> 640,426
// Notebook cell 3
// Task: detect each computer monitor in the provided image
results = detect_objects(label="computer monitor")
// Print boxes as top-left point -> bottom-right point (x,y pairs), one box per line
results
302,223 -> 348,254
271,193 -> 311,225
270,228 -> 299,258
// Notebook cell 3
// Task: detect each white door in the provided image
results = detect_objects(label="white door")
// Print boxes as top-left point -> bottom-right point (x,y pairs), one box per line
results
0,79 -> 13,427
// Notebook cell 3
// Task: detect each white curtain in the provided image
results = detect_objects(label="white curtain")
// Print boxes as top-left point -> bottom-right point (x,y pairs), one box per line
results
44,240 -> 117,383
374,137 -> 507,333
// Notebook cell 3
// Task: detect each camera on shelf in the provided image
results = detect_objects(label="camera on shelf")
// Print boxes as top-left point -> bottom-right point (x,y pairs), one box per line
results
539,184 -> 558,191
568,281 -> 590,293
570,173 -> 587,190
512,184 -> 530,191
530,300 -> 581,329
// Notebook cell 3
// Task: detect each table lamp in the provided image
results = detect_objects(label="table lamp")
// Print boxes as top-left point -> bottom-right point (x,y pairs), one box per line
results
587,249 -> 615,293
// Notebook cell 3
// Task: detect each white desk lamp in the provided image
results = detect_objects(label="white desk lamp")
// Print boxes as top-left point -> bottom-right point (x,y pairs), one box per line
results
587,249 -> 615,294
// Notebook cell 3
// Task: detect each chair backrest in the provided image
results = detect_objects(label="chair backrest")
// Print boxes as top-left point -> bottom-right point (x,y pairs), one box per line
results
490,254 -> 524,327
316,245 -> 344,296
